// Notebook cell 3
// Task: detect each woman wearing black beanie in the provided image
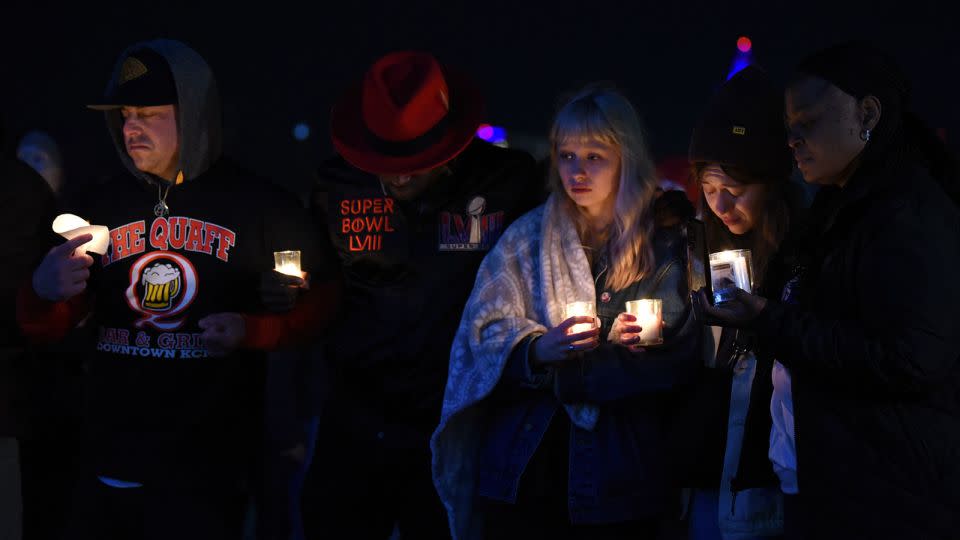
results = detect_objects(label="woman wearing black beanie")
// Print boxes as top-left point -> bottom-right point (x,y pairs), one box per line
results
697,42 -> 960,540
671,64 -> 803,540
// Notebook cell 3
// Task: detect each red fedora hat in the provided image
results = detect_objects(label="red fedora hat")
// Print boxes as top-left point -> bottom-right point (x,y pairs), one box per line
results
330,51 -> 485,176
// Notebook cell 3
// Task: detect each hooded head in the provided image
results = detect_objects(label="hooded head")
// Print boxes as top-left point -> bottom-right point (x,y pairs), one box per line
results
88,39 -> 222,185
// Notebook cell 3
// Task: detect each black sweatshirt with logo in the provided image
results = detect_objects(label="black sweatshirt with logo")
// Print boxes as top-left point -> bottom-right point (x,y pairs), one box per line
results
311,140 -> 543,449
19,40 -> 326,488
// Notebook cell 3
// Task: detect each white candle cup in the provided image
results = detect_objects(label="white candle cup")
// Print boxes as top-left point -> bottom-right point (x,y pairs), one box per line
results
564,301 -> 597,335
709,249 -> 754,305
625,299 -> 664,346
51,213 -> 110,255
273,250 -> 302,277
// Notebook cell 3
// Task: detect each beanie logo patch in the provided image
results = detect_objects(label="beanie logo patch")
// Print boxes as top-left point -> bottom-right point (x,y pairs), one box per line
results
732,126 -> 746,136
119,57 -> 149,85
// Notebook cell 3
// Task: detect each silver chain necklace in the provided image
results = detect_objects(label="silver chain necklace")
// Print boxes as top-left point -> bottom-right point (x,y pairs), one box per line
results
154,181 -> 172,217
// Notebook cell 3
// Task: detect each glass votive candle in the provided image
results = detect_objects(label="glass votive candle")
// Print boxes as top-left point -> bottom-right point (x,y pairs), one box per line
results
625,299 -> 664,346
273,250 -> 302,277
564,301 -> 597,335
709,249 -> 754,305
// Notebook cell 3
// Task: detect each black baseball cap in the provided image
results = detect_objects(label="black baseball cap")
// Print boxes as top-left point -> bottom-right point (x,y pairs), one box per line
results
87,47 -> 178,110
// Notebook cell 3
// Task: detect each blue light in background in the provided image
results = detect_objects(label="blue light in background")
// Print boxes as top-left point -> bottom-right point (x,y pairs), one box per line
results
727,55 -> 752,79
726,36 -> 753,80
477,124 -> 508,144
293,122 -> 311,141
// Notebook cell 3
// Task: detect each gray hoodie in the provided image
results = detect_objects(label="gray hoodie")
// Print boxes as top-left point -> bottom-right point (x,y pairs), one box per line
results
100,38 -> 222,186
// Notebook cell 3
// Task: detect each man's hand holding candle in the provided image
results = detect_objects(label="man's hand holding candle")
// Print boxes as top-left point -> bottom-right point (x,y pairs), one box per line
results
260,271 -> 307,313
32,234 -> 95,302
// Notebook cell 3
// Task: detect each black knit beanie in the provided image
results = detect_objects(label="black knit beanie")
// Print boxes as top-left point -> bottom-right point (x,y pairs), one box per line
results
689,65 -> 792,182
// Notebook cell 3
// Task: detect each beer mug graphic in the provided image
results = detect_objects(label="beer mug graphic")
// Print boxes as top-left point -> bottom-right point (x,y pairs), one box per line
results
141,262 -> 182,311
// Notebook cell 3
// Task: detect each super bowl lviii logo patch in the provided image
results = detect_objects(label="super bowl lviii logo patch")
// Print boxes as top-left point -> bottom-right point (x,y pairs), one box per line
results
125,251 -> 198,330
438,196 -> 505,251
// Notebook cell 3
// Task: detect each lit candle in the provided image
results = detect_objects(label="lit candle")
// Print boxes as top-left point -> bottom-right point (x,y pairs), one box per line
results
51,214 -> 110,255
709,249 -> 754,304
564,301 -> 597,335
273,250 -> 302,277
625,299 -> 664,346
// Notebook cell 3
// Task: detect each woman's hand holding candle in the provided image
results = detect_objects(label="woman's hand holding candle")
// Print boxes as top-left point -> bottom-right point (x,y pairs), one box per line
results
532,316 -> 600,365
692,287 -> 767,328
610,313 -> 646,353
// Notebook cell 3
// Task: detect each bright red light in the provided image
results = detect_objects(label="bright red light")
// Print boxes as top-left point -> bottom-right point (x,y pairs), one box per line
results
737,36 -> 752,53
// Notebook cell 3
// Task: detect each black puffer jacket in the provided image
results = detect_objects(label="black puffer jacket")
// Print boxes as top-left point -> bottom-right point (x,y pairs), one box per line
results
752,155 -> 960,538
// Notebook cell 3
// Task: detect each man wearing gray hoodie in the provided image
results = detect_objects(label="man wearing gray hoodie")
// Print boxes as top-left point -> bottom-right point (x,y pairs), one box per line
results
19,39 -> 340,539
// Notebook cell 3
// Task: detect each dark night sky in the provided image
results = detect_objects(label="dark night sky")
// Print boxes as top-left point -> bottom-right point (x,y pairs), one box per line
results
2,1 -> 957,198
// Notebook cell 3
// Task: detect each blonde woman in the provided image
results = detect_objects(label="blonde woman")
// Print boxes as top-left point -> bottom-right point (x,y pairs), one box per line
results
432,86 -> 701,540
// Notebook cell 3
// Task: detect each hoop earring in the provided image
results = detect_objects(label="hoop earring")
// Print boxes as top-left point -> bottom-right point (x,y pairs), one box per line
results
860,128 -> 871,142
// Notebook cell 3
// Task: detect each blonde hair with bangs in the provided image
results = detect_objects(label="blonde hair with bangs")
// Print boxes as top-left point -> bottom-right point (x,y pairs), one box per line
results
549,86 -> 658,291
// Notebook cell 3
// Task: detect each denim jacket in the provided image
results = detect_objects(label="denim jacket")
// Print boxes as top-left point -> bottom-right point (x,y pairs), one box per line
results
476,227 -> 701,523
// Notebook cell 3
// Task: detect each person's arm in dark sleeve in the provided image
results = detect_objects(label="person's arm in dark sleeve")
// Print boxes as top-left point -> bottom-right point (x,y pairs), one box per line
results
241,278 -> 341,350
496,334 -> 554,391
4,161 -> 67,343
242,185 -> 343,351
751,213 -> 960,395
10,166 -> 92,344
552,306 -> 701,404
17,284 -> 90,344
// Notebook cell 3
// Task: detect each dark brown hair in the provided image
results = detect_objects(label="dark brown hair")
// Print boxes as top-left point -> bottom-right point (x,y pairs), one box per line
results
694,162 -> 792,289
